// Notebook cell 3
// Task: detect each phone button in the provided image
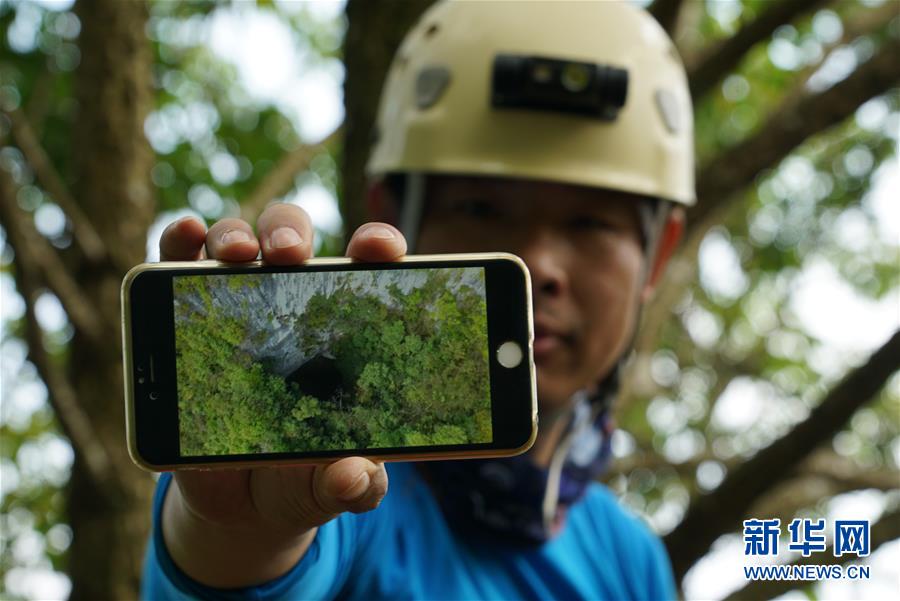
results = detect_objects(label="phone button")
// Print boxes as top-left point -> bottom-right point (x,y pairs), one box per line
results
497,341 -> 523,368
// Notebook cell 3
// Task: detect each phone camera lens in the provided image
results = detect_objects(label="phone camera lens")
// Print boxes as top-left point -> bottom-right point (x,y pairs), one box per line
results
138,376 -> 145,385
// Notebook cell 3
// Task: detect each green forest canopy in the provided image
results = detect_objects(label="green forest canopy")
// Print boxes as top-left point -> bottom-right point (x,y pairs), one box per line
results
174,268 -> 492,455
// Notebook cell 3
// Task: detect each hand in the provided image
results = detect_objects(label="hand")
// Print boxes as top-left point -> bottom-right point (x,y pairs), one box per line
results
157,204 -> 406,588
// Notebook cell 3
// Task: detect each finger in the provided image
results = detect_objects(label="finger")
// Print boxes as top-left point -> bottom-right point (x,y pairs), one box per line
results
160,217 -> 207,261
205,218 -> 260,262
345,223 -> 407,262
312,457 -> 389,516
255,203 -> 315,265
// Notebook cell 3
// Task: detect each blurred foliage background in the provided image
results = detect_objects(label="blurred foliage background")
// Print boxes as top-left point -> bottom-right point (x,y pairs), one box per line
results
0,0 -> 897,599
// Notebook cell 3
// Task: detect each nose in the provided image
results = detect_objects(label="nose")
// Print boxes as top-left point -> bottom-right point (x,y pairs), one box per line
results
514,230 -> 571,299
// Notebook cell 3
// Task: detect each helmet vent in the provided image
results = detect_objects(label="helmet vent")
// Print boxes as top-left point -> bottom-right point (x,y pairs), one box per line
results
654,89 -> 680,134
416,66 -> 451,109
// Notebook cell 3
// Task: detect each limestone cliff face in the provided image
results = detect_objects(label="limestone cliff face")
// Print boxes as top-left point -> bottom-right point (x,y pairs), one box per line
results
174,267 -> 485,378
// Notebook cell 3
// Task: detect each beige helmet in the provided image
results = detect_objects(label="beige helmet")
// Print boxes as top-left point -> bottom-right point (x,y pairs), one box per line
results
367,0 -> 695,207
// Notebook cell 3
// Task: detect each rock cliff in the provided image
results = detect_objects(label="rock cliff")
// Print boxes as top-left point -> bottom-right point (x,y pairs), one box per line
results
173,267 -> 485,378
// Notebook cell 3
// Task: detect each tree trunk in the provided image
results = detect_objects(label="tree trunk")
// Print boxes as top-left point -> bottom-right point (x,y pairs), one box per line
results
340,0 -> 436,238
66,0 -> 156,598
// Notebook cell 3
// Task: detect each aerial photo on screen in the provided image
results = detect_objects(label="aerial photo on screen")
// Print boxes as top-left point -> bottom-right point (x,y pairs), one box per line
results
173,267 -> 492,456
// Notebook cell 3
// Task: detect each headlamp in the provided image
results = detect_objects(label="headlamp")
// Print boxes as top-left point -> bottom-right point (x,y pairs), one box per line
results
492,54 -> 628,120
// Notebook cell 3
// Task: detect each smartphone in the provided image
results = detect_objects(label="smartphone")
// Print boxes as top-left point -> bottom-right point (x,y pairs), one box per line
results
121,253 -> 537,471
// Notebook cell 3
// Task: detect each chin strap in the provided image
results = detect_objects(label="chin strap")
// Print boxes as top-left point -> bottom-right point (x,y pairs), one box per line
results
541,403 -> 587,533
541,365 -> 618,535
399,172 -> 426,252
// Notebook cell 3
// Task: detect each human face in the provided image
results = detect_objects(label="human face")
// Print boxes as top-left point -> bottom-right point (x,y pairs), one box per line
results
416,175 -> 647,415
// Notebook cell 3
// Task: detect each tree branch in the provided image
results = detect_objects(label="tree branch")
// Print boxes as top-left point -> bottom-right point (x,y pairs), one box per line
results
780,2 -> 899,113
13,257 -> 123,497
648,0 -> 686,36
0,167 -> 105,344
608,451 -> 726,479
24,71 -> 55,139
664,329 -> 900,580
749,467 -> 898,530
688,36 -> 900,240
804,450 -> 900,492
624,30 -> 900,416
0,165 -> 122,494
747,476 -> 839,528
723,507 -> 900,601
240,127 -> 342,224
4,107 -> 107,262
687,0 -> 831,101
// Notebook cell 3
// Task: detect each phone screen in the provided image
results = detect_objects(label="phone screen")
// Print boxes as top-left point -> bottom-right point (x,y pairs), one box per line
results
172,267 -> 492,457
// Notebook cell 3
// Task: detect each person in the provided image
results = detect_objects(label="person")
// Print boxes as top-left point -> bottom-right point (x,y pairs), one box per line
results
143,1 -> 693,598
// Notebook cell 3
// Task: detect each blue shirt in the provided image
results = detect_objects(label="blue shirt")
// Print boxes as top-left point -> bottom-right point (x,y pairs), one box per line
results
143,463 -> 676,600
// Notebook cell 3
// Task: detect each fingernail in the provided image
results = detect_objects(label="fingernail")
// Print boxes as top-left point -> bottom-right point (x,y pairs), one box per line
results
164,216 -> 197,234
221,229 -> 253,244
269,227 -> 303,249
337,471 -> 370,501
362,225 -> 396,240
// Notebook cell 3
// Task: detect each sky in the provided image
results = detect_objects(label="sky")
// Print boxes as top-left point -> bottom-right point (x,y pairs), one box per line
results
1,0 -> 898,599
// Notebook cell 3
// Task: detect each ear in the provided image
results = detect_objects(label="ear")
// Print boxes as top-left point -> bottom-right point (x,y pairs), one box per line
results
366,179 -> 401,226
640,206 -> 685,303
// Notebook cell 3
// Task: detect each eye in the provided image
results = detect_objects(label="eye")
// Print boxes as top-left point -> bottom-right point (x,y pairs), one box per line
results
569,215 -> 616,231
450,199 -> 502,219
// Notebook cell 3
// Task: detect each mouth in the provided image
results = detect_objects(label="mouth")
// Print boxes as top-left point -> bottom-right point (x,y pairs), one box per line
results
533,319 -> 572,359
533,333 -> 561,357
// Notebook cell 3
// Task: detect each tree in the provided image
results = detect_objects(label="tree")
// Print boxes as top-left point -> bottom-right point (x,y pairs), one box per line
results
2,1 -> 156,599
0,0 -> 897,599
616,1 -> 900,597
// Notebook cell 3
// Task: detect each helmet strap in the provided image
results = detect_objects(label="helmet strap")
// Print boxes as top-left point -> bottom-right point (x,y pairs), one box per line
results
597,197 -> 671,412
399,172 -> 426,252
636,198 -> 672,286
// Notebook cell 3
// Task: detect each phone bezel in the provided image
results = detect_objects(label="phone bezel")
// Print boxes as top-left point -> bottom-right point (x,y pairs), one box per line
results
122,253 -> 537,471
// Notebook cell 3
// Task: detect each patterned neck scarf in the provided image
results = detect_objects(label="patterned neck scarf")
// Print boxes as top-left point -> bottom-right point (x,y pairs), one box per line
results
423,390 -> 614,546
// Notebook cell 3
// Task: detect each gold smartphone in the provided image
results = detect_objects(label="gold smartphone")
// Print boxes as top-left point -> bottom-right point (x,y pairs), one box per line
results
121,253 -> 537,471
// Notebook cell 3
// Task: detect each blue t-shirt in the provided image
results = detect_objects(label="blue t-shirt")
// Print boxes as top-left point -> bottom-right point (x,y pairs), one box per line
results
143,463 -> 676,600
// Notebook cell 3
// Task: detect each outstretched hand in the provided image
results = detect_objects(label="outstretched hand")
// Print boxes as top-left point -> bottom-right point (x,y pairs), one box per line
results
158,203 -> 406,588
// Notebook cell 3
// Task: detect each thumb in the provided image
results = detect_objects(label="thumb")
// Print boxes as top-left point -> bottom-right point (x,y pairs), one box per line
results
312,457 -> 389,516
250,457 -> 389,534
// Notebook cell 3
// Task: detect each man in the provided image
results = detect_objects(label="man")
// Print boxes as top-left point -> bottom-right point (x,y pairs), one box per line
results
144,1 -> 692,598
